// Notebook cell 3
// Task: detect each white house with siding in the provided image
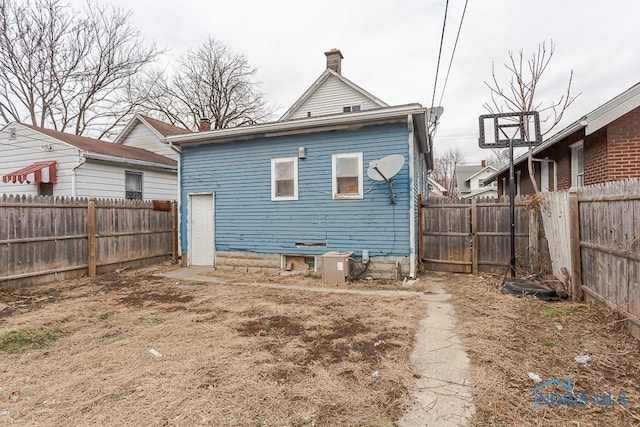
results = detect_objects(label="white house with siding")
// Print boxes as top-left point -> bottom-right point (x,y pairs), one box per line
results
1,122 -> 179,200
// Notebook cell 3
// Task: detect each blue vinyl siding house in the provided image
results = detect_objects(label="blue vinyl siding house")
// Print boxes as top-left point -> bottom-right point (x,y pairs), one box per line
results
168,50 -> 432,278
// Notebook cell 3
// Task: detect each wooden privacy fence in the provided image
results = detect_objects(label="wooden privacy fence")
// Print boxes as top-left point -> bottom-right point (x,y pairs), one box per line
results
420,195 -> 540,274
0,195 -> 178,286
577,179 -> 640,338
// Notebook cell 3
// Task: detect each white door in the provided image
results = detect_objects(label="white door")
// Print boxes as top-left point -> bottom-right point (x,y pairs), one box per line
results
189,194 -> 215,266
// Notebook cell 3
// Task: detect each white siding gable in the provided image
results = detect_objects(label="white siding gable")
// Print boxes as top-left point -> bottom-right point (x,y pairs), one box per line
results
119,122 -> 178,161
287,74 -> 384,120
0,125 -> 77,196
75,162 -> 177,200
469,169 -> 497,191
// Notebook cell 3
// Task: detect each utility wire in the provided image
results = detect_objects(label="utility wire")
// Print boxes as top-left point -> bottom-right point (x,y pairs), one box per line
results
430,0 -> 450,109
438,0 -> 469,106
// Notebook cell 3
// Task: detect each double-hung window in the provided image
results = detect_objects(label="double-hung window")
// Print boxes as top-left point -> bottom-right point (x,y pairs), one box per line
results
271,157 -> 298,201
125,171 -> 143,200
571,142 -> 584,187
332,152 -> 363,199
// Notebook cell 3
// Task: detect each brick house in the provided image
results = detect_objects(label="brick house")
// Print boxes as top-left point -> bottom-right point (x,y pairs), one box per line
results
486,81 -> 640,195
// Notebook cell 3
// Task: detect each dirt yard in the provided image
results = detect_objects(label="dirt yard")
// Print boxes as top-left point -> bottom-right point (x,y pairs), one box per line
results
2,266 -> 639,426
447,273 -> 640,427
0,265 -> 425,426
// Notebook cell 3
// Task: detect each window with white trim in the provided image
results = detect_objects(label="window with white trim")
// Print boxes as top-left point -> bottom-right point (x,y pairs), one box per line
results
125,171 -> 143,200
332,152 -> 363,199
571,142 -> 584,187
342,105 -> 362,113
271,157 -> 298,201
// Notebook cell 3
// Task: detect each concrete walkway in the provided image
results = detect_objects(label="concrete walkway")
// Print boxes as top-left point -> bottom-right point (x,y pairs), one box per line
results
164,268 -> 475,425
397,274 -> 475,427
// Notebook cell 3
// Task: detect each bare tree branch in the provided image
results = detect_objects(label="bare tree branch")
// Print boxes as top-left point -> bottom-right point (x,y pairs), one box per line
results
431,146 -> 465,197
0,0 -> 162,138
482,40 -> 581,194
136,38 -> 274,131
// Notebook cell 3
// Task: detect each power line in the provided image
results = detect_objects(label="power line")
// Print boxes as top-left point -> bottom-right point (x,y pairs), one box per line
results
430,0 -> 450,109
438,0 -> 469,106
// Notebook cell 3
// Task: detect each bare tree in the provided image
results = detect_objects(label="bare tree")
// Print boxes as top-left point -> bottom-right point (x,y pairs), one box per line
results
139,38 -> 274,131
0,0 -> 161,139
431,146 -> 465,197
483,40 -> 579,193
485,147 -> 509,166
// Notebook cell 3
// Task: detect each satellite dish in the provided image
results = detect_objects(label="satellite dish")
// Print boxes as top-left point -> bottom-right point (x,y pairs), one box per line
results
367,154 -> 405,204
427,106 -> 444,125
367,154 -> 404,181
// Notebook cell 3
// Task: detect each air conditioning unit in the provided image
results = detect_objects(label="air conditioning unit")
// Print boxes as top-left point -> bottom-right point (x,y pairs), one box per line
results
321,251 -> 353,283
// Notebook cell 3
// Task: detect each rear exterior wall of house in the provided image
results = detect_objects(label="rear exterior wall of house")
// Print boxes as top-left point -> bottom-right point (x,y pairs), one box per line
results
179,122 -> 417,278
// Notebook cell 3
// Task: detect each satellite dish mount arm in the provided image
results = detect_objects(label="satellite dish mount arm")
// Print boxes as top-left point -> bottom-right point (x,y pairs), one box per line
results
373,166 -> 396,205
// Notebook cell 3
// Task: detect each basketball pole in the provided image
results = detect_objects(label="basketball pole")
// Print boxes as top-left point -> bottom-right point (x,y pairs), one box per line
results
508,137 -> 516,278
478,111 -> 541,280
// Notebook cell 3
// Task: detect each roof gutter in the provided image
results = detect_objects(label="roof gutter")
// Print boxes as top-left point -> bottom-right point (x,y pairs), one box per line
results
167,104 -> 426,146
485,121 -> 584,183
84,152 -> 177,172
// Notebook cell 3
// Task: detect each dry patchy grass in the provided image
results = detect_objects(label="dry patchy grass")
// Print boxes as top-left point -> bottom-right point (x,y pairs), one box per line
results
447,273 -> 640,427
0,267 -> 425,426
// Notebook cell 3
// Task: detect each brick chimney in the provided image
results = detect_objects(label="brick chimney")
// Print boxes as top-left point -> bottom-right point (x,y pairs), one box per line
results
199,117 -> 211,132
325,49 -> 343,74
481,160 -> 486,168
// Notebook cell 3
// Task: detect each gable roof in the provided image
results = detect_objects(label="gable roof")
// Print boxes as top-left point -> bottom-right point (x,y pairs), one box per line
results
486,80 -> 640,183
428,177 -> 447,193
279,68 -> 389,121
114,113 -> 190,144
19,123 -> 176,167
466,165 -> 498,182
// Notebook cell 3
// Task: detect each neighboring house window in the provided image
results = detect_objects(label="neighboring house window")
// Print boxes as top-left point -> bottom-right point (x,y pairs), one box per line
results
571,142 -> 584,187
516,170 -> 521,196
479,179 -> 485,188
342,105 -> 362,113
501,178 -> 506,196
541,160 -> 550,192
39,183 -> 53,196
271,157 -> 298,201
332,152 -> 363,199
125,171 -> 143,200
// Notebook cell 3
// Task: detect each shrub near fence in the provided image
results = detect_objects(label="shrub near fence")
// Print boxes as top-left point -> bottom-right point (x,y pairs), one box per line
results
0,194 -> 177,288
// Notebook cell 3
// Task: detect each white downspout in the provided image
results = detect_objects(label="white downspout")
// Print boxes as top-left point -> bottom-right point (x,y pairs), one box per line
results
407,115 -> 416,278
168,141 -> 183,256
71,150 -> 87,197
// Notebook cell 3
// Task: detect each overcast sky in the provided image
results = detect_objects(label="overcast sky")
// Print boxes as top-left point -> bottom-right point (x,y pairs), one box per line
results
86,0 -> 639,163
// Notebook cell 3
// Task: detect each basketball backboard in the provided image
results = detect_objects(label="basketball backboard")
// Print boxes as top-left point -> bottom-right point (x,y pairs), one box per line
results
478,111 -> 542,148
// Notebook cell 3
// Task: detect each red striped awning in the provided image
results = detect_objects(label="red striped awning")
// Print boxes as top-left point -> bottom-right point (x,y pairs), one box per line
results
2,161 -> 57,184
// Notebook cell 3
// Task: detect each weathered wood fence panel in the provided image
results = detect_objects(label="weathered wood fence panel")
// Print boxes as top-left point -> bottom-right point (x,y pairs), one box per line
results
421,198 -> 472,273
475,197 -> 531,273
540,190 -> 572,282
578,179 -> 640,339
0,195 -> 176,287
420,196 -> 537,274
